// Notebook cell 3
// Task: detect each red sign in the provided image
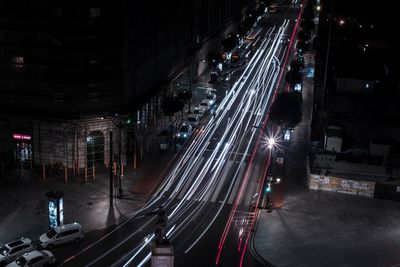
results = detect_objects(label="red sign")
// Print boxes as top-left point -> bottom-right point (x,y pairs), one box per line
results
13,134 -> 31,140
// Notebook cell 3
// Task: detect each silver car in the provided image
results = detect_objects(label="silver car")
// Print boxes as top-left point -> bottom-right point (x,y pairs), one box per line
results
187,114 -> 200,127
6,250 -> 55,267
0,238 -> 33,266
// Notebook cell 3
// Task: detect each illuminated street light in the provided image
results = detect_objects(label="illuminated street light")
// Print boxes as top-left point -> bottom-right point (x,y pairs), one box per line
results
267,137 -> 276,149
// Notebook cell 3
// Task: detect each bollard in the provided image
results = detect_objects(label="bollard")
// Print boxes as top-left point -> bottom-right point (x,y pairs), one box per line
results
20,161 -> 24,177
64,165 -> 68,183
42,164 -> 46,180
133,152 -> 137,169
85,165 -> 87,182
93,165 -> 96,180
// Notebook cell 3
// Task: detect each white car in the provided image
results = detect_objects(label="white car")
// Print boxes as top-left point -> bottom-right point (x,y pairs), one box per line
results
39,223 -> 83,249
198,100 -> 210,113
187,114 -> 200,128
0,238 -> 33,266
6,250 -> 55,267
205,93 -> 217,105
283,129 -> 293,142
199,100 -> 216,114
294,83 -> 302,92
192,106 -> 204,118
176,124 -> 193,139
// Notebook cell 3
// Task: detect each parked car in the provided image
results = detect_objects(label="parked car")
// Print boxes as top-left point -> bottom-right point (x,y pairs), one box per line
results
0,238 -> 34,266
187,114 -> 200,128
198,100 -> 210,113
283,129 -> 293,142
192,106 -> 204,118
293,83 -> 302,92
205,93 -> 217,105
39,223 -> 83,249
199,100 -> 216,114
6,250 -> 55,267
176,124 -> 193,139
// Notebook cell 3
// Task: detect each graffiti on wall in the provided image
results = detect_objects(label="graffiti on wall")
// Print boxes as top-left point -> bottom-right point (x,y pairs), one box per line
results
309,174 -> 375,197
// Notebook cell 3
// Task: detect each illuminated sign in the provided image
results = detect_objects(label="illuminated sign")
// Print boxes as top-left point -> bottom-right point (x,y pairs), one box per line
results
13,134 -> 31,140
48,200 -> 58,229
46,190 -> 64,229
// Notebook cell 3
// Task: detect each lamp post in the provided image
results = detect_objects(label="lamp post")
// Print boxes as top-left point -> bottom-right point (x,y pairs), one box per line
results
263,175 -> 281,212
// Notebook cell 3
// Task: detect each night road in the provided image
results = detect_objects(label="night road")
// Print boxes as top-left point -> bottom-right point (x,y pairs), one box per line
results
53,3 -> 304,267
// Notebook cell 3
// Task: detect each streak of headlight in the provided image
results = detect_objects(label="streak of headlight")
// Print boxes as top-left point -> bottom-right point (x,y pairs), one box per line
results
216,19 -> 289,265
123,225 -> 176,267
240,5 -> 304,267
128,21 -> 283,267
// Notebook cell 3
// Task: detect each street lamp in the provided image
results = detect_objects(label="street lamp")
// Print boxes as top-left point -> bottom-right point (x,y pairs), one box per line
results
263,176 -> 281,211
267,137 -> 276,149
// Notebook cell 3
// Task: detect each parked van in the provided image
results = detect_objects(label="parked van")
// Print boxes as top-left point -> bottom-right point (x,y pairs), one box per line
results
39,223 -> 83,249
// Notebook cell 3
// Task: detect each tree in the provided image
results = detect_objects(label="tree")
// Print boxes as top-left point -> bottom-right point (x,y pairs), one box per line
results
242,14 -> 257,32
285,70 -> 302,86
270,92 -> 302,129
303,4 -> 315,22
221,34 -> 239,52
178,89 -> 192,112
162,95 -> 184,121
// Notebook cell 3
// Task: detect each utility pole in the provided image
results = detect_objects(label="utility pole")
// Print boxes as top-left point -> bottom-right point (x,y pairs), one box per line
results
109,131 -> 113,205
320,1 -> 333,132
118,122 -> 123,198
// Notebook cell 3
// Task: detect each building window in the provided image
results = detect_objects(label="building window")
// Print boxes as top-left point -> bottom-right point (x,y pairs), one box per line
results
51,7 -> 62,17
90,8 -> 101,18
12,56 -> 24,68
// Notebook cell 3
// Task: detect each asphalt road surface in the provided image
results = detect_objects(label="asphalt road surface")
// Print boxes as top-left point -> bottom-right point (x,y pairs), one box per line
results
53,2 -> 304,267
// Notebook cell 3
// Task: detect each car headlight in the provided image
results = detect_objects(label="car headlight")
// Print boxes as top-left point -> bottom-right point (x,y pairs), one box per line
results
177,133 -> 181,137
184,134 -> 187,138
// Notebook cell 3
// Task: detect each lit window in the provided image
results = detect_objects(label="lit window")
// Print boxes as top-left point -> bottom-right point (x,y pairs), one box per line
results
90,8 -> 101,18
51,8 -> 62,17
12,56 -> 24,64
12,56 -> 24,68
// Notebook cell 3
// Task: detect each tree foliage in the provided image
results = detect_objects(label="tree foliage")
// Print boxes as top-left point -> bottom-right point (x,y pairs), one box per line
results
285,70 -> 302,86
162,95 -> 184,116
221,34 -> 239,52
178,90 -> 192,101
270,92 -> 302,129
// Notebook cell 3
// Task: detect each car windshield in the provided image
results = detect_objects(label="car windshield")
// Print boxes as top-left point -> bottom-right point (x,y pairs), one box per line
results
0,246 -> 10,256
188,117 -> 196,122
15,255 -> 28,266
46,229 -> 57,238
180,126 -> 189,132
206,95 -> 214,99
200,103 -> 208,107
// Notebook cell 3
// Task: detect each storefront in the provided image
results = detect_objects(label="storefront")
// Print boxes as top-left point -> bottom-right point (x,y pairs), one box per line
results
13,133 -> 32,169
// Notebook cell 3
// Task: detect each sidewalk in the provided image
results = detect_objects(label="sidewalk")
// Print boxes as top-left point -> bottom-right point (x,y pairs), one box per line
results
252,48 -> 400,267
254,191 -> 400,267
0,143 -> 177,242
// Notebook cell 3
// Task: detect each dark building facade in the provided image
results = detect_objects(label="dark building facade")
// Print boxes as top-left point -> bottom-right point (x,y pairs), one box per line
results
0,0 -> 255,177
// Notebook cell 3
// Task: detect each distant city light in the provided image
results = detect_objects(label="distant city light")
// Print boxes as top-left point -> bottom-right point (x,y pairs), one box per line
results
339,19 -> 345,26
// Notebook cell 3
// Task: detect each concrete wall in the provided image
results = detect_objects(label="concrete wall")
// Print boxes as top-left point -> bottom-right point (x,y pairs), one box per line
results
309,173 -> 376,197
